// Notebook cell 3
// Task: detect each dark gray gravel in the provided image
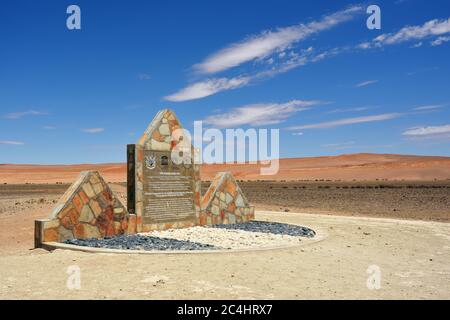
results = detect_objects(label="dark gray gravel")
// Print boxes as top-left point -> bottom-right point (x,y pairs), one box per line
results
63,221 -> 316,251
64,234 -> 218,251
210,221 -> 316,238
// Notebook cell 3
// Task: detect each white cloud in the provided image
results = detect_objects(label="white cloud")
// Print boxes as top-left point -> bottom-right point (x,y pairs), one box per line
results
4,110 -> 47,119
165,47 -> 340,102
355,80 -> 378,88
325,106 -> 371,114
292,132 -> 304,136
203,100 -> 322,128
402,124 -> 450,136
138,73 -> 151,80
289,113 -> 401,130
357,42 -> 371,49
194,6 -> 363,74
431,36 -> 450,46
164,76 -> 250,102
304,46 -> 347,64
410,42 -> 423,48
81,128 -> 105,134
361,17 -> 450,48
0,140 -> 25,145
43,125 -> 56,130
165,7 -> 365,102
413,104 -> 444,111
406,66 -> 439,76
168,15 -> 449,102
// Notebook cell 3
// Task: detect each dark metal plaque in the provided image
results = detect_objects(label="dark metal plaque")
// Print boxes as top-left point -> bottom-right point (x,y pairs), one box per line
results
142,150 -> 195,224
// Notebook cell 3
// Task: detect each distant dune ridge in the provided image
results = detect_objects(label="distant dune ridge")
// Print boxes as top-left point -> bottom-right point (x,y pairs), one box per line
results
1,153 -> 450,184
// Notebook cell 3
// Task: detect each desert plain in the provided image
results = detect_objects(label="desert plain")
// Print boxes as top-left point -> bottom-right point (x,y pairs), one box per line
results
0,153 -> 449,299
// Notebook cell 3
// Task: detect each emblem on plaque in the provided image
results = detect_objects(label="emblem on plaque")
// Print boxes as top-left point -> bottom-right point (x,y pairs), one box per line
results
145,155 -> 156,170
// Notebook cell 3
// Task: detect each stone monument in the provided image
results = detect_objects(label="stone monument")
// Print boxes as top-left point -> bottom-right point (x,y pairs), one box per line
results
35,109 -> 255,248
128,109 -> 202,232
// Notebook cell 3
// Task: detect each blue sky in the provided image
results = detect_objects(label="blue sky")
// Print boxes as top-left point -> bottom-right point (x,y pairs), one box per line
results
1,0 -> 450,164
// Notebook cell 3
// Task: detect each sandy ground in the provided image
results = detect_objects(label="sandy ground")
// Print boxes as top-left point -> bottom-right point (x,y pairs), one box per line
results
3,180 -> 449,223
234,181 -> 450,222
1,208 -> 449,299
0,181 -> 449,299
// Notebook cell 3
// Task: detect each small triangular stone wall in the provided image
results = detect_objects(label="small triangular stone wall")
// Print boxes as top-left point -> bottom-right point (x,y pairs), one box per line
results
35,171 -> 135,247
199,172 -> 255,225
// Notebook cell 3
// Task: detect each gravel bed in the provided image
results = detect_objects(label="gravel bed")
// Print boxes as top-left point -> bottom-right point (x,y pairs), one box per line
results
63,221 -> 316,251
210,221 -> 316,238
143,227 -> 304,250
64,235 -> 218,251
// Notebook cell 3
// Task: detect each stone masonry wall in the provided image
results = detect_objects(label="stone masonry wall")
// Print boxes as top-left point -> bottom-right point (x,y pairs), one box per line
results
35,171 -> 135,247
199,172 -> 255,225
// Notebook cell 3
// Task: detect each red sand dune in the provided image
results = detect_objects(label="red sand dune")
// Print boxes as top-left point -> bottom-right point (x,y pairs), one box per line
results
0,163 -> 126,184
202,153 -> 450,181
1,153 -> 450,184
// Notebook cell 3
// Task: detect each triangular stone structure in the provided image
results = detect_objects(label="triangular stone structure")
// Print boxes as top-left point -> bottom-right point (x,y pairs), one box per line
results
200,172 -> 255,225
137,109 -> 182,151
133,109 -> 201,232
35,171 -> 133,247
